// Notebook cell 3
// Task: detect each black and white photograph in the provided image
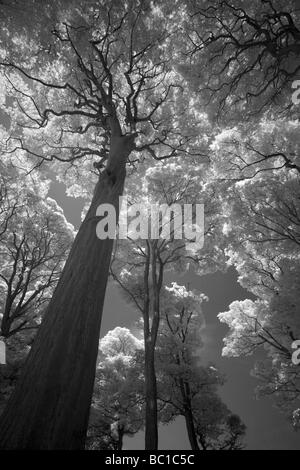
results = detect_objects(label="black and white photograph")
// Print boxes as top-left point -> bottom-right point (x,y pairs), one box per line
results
0,0 -> 299,455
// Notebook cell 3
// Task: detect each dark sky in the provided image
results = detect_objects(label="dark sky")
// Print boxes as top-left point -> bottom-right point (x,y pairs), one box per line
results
48,180 -> 300,450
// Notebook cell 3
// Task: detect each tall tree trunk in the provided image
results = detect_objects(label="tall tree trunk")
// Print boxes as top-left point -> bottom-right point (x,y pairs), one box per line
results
144,339 -> 158,450
184,406 -> 200,451
144,243 -> 162,450
177,364 -> 200,450
116,426 -> 124,450
0,134 -> 134,449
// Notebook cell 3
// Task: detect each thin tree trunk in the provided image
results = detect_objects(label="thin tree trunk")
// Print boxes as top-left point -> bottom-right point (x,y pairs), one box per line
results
142,243 -> 158,450
183,380 -> 200,451
184,406 -> 200,451
144,243 -> 162,450
177,358 -> 200,451
144,339 -> 158,450
117,426 -> 124,450
0,134 -> 134,449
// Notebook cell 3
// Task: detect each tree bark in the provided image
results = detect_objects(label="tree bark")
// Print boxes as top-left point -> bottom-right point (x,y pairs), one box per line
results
177,358 -> 200,451
144,339 -> 158,450
144,243 -> 162,450
0,134 -> 134,449
184,405 -> 200,451
116,426 -> 124,450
